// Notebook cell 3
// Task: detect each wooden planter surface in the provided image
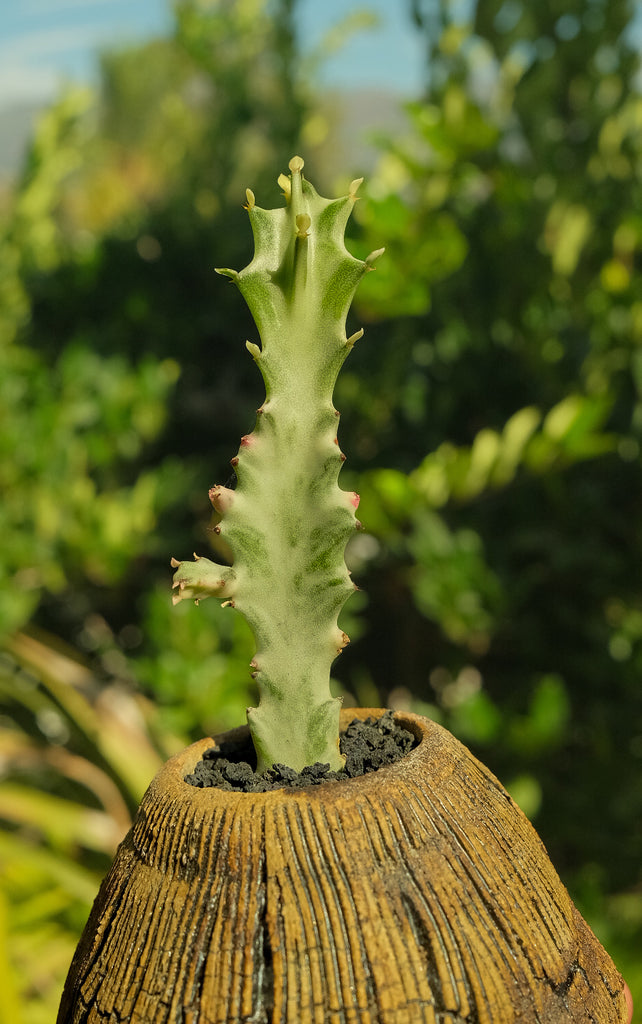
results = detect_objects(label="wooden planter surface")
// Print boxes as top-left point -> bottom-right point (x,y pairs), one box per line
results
58,709 -> 627,1023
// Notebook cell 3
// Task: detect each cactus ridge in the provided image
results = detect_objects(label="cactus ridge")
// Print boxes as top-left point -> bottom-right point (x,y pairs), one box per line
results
172,157 -> 382,772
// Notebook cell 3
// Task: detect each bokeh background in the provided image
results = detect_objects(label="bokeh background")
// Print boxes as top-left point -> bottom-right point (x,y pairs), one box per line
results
1,0 -> 641,1020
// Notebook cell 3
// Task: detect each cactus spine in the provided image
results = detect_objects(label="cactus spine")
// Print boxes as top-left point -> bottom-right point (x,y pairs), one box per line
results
171,157 -> 383,772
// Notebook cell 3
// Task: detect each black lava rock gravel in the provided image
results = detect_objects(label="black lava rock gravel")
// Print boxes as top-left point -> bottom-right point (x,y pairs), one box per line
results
184,711 -> 417,792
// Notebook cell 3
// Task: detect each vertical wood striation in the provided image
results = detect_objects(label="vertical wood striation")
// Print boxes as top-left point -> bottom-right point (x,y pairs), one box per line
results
58,710 -> 628,1023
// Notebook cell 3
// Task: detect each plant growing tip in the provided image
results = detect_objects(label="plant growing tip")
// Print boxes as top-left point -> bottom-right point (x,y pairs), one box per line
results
215,267 -> 239,282
365,247 -> 385,267
172,156 -> 381,772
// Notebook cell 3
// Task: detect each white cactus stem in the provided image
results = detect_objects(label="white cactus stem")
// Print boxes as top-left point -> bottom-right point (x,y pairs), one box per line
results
172,157 -> 382,772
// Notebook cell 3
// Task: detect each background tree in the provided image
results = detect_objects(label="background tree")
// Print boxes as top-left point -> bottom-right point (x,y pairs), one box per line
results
342,0 -> 642,1003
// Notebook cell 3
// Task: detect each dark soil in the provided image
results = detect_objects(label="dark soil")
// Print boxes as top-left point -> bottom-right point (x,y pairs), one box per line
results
184,711 -> 417,792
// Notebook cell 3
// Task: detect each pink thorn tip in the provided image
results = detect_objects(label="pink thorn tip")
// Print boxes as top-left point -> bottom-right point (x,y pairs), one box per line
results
209,485 -> 234,512
336,631 -> 350,654
351,492 -> 361,508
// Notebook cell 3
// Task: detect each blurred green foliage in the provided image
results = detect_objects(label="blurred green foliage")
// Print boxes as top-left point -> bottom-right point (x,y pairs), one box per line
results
344,0 -> 642,1011
1,0 -> 641,1019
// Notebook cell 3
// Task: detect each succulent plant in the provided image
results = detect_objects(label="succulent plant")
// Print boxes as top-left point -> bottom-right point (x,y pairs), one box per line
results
171,156 -> 383,772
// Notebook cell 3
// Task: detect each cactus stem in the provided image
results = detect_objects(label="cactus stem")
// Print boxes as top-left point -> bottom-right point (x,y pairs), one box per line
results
170,556 -> 235,605
175,158 -> 380,772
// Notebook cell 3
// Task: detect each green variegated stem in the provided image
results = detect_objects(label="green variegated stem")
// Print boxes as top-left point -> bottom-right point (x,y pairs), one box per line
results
172,157 -> 383,772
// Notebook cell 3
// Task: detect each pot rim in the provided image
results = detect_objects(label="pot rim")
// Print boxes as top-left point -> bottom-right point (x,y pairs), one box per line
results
152,707 -> 437,807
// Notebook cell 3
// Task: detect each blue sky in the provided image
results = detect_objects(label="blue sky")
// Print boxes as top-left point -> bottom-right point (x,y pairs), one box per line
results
0,0 -> 425,111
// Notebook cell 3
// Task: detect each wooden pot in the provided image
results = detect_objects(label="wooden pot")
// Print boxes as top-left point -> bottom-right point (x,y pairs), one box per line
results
58,708 -> 627,1023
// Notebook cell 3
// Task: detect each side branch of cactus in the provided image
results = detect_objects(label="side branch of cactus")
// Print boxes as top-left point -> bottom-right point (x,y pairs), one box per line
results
172,157 -> 383,772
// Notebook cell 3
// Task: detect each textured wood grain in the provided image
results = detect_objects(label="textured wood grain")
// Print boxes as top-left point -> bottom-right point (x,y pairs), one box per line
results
57,709 -> 628,1023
